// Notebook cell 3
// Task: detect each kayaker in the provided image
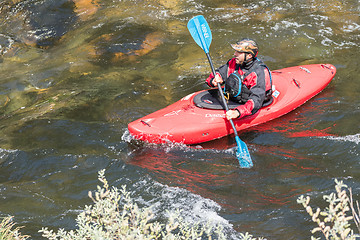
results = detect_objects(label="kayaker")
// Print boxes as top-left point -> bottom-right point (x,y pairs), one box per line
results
205,38 -> 272,120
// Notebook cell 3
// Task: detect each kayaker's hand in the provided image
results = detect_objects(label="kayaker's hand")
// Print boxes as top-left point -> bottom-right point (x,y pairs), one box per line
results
226,109 -> 240,120
212,73 -> 223,87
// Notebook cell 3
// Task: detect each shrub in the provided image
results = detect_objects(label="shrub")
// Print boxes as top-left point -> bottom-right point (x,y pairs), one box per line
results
0,216 -> 29,240
297,179 -> 360,240
39,169 -> 228,239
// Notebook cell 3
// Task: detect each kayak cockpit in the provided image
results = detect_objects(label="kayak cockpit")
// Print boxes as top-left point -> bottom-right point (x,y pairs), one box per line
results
193,89 -> 273,110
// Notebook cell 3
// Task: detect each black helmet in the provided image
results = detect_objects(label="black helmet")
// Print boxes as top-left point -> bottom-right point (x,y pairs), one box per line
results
231,38 -> 259,57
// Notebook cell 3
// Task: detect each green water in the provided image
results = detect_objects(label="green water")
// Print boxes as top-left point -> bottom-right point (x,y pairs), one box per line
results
0,0 -> 359,239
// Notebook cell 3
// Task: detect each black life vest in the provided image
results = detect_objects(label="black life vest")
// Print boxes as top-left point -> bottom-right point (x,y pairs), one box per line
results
223,71 -> 252,104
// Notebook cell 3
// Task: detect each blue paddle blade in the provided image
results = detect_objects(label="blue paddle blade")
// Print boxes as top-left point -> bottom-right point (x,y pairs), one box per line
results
235,136 -> 253,168
187,15 -> 212,53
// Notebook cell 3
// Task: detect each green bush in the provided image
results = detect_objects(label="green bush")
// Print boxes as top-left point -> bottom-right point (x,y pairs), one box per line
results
297,179 -> 360,240
6,171 -> 360,240
39,169 -> 229,239
1,169 -> 264,240
0,216 -> 29,240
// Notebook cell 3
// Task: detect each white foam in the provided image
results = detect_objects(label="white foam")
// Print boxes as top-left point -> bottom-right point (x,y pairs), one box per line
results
0,148 -> 17,164
342,22 -> 360,33
121,129 -> 134,143
0,34 -> 14,55
150,184 -> 237,236
324,134 -> 360,145
126,175 -> 240,238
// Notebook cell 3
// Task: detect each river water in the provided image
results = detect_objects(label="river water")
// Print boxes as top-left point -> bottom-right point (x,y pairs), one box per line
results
0,0 -> 359,239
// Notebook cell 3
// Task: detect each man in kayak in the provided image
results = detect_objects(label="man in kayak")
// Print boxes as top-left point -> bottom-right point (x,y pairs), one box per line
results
206,38 -> 272,120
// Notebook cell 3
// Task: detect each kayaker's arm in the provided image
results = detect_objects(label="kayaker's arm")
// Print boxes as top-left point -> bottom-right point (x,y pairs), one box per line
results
226,109 -> 241,120
205,61 -> 230,87
212,73 -> 224,86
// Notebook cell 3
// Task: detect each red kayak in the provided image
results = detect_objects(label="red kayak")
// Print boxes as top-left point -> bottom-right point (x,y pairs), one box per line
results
128,64 -> 336,145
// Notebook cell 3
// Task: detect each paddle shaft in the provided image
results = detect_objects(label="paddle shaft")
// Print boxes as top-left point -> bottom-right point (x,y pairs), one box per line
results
205,53 -> 240,138
187,15 -> 252,167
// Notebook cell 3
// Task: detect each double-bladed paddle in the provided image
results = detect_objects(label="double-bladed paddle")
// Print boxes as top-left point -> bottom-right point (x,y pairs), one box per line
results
187,15 -> 253,168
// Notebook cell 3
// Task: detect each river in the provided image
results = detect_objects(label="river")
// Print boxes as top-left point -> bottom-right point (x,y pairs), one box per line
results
0,0 -> 359,239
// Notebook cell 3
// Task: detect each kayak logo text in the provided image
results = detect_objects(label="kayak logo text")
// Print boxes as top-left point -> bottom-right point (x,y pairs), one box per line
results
164,110 -> 182,116
202,24 -> 210,39
205,114 -> 225,118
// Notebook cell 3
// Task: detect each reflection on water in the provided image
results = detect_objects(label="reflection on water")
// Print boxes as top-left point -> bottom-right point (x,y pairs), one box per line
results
0,0 -> 359,239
